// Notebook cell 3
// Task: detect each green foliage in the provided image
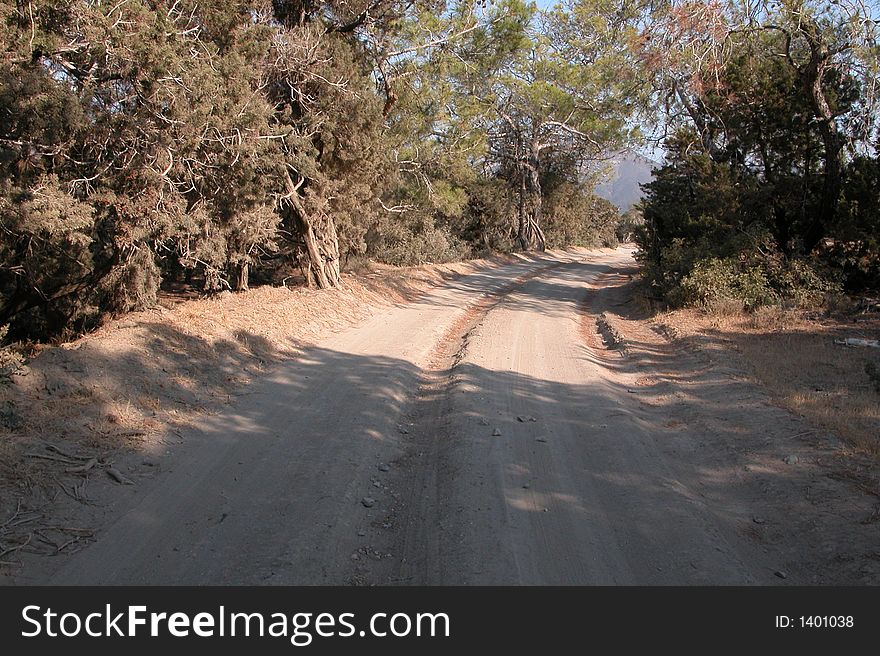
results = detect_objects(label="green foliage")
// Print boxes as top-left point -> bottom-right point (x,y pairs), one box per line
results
675,258 -> 776,311
830,153 -> 880,290
670,253 -> 840,312
373,213 -> 472,266
0,0 -> 650,340
0,1 -> 283,335
456,177 -> 519,253
616,207 -> 643,243
636,0 -> 879,310
543,183 -> 620,249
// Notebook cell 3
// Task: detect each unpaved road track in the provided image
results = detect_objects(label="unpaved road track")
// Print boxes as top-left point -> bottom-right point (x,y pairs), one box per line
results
14,249 -> 877,585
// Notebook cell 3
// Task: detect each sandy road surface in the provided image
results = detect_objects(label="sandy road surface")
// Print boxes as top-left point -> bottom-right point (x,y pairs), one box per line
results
392,253 -> 768,584
16,248 -> 877,585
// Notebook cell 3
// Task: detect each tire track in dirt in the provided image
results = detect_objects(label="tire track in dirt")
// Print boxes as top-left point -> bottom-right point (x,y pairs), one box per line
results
382,260 -> 569,584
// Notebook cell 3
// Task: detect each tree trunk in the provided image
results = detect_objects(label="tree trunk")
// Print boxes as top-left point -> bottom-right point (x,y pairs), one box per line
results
804,113 -> 842,253
677,84 -> 722,161
528,154 -> 545,252
300,217 -> 332,288
229,261 -> 249,292
517,165 -> 528,248
799,21 -> 843,253
284,171 -> 341,289
518,214 -> 546,252
300,258 -> 314,287
314,213 -> 341,287
517,144 -> 546,252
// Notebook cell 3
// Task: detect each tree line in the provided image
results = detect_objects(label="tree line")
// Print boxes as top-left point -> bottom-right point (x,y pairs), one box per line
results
1,0 -> 640,341
1,1 -> 877,342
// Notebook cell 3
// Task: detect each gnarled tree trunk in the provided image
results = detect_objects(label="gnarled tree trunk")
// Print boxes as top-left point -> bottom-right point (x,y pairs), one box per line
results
301,211 -> 341,288
517,142 -> 546,252
284,171 -> 341,289
799,19 -> 844,254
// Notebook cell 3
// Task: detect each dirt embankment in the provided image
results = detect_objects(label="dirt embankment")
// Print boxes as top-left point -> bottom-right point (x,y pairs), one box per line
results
652,304 -> 880,464
592,271 -> 880,497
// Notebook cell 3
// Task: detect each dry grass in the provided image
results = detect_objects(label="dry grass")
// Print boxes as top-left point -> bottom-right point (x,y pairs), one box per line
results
658,305 -> 880,456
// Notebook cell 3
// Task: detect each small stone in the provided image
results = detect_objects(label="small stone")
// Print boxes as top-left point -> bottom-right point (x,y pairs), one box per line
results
492,428 -> 502,436
478,418 -> 490,426
361,497 -> 376,508
535,436 -> 548,443
774,570 -> 787,579
372,480 -> 382,488
522,483 -> 531,489
378,463 -> 391,472
516,416 -> 527,422
783,455 -> 800,465
350,553 -> 360,561
752,517 -> 766,525
44,380 -> 72,397
357,530 -> 366,537
398,427 -> 409,434
106,467 -> 134,485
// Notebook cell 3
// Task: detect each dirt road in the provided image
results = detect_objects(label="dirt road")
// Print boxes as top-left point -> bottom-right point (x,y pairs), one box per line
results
16,249 -> 878,585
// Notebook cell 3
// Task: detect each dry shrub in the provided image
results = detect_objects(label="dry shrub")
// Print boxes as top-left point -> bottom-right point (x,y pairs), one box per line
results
747,305 -> 797,331
824,292 -> 856,317
705,297 -> 743,317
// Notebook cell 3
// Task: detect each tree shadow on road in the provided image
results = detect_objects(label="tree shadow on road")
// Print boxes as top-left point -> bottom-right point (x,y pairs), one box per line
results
3,255 -> 878,585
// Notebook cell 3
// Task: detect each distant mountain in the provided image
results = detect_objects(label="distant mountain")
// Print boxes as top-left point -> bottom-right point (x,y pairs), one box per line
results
594,153 -> 657,212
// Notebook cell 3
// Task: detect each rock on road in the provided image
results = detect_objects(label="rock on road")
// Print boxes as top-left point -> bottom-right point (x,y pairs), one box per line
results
21,248 -> 872,585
